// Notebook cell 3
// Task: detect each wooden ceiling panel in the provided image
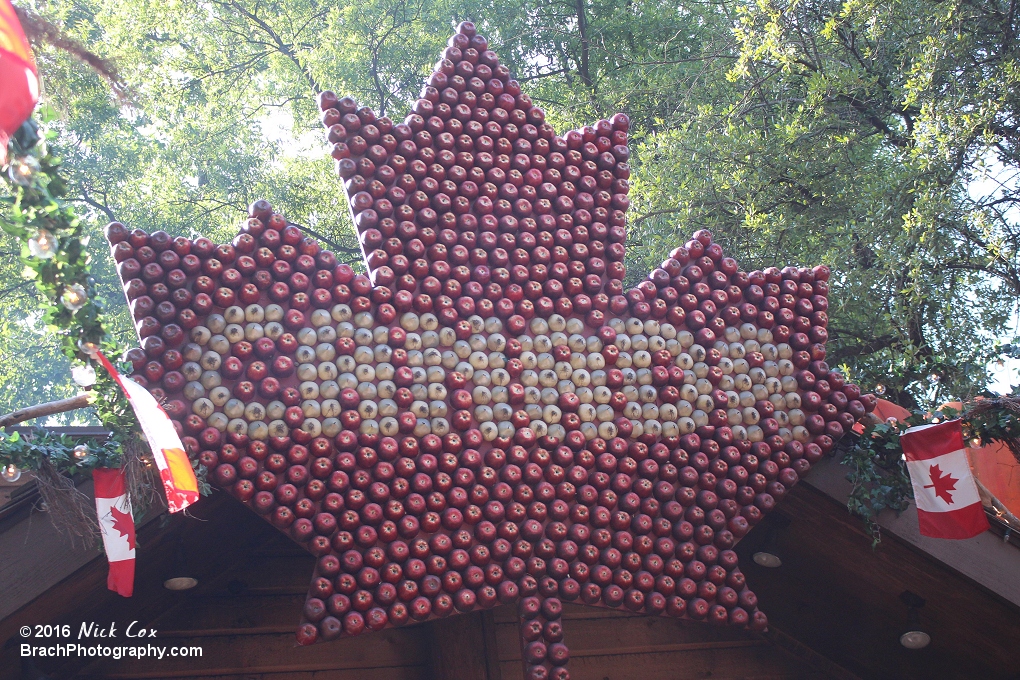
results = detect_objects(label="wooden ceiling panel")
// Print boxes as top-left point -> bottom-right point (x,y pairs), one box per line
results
736,483 -> 1020,680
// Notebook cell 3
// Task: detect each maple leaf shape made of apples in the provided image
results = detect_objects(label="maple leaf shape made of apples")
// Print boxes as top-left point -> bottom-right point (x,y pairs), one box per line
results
105,21 -> 877,680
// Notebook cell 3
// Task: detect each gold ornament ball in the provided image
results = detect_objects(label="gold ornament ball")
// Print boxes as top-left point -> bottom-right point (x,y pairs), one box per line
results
8,156 -> 40,187
73,444 -> 89,460
1,464 -> 22,483
27,228 -> 57,258
78,339 -> 101,357
61,284 -> 88,312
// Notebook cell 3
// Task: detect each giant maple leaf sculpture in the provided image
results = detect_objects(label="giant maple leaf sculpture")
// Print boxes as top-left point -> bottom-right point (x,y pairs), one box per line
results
106,22 -> 876,680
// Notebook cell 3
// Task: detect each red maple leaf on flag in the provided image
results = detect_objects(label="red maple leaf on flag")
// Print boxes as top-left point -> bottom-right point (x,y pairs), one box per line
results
109,505 -> 136,551
924,464 -> 958,504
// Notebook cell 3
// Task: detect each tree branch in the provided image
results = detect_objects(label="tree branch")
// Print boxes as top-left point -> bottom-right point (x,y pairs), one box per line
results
75,184 -> 117,223
630,207 -> 686,226
219,0 -> 321,95
287,221 -> 361,256
0,394 -> 92,429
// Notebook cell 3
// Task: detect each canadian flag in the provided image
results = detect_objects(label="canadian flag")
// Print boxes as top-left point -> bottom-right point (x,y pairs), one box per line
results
93,468 -> 135,597
900,419 -> 990,539
96,351 -> 199,513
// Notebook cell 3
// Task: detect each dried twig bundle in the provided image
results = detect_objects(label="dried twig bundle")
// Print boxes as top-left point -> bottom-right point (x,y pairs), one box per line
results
32,458 -> 100,548
963,397 -> 1020,465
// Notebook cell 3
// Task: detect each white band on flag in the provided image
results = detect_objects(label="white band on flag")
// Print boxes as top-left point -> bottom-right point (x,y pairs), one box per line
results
905,449 -> 981,512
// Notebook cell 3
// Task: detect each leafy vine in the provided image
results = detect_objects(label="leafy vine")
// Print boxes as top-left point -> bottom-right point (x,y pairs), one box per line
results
0,427 -> 123,475
842,417 -> 919,544
1,114 -> 106,361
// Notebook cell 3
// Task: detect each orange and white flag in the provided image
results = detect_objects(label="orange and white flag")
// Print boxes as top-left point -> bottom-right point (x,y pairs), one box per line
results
93,467 -> 135,597
96,351 -> 199,513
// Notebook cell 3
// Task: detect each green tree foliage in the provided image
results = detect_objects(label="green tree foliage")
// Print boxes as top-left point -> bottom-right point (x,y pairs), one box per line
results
2,0 -> 1018,417
631,0 -> 1020,406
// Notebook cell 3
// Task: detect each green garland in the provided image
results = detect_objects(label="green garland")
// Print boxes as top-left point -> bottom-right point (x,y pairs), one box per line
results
0,427 -> 123,478
1,114 -> 105,361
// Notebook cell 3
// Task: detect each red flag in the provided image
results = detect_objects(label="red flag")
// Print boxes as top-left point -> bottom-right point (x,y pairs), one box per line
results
900,419 -> 990,539
0,0 -> 39,162
93,468 -> 135,597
